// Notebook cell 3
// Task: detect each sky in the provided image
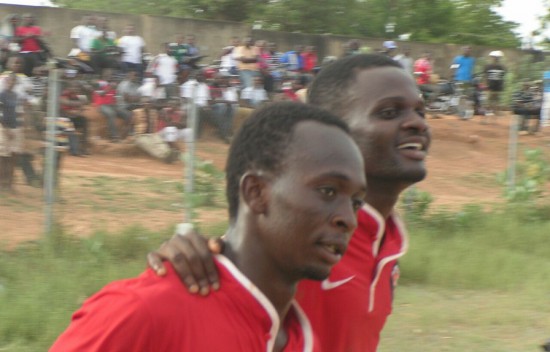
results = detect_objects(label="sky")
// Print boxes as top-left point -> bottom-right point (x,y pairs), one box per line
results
0,0 -> 548,39
496,0 -> 548,38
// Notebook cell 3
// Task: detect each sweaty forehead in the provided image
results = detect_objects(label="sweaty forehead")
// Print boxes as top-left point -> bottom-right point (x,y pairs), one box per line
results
347,67 -> 418,108
285,121 -> 362,172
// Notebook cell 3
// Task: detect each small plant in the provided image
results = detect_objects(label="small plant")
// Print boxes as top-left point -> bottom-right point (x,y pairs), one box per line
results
401,187 -> 434,217
501,148 -> 550,202
187,159 -> 225,208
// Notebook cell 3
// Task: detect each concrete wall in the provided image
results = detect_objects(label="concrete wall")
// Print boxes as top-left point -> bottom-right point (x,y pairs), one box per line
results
0,4 -> 529,77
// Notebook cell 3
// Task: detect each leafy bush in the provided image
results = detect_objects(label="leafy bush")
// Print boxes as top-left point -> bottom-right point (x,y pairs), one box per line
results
499,148 -> 550,202
188,159 -> 225,208
401,186 -> 434,218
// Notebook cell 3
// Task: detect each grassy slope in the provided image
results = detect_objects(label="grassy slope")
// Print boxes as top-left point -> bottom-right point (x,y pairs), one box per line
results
1,199 -> 550,350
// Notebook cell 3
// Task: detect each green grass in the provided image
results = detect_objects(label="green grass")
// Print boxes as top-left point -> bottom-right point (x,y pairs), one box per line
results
0,225 -> 180,351
64,175 -> 191,213
380,285 -> 549,351
1,205 -> 550,351
381,205 -> 550,351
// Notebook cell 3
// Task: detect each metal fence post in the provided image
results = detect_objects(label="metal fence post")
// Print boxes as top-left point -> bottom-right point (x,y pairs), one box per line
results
184,81 -> 197,223
43,67 -> 60,236
507,114 -> 518,192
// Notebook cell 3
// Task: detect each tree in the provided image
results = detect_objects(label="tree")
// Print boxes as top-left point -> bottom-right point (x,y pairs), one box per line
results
448,0 -> 520,47
52,0 -> 522,47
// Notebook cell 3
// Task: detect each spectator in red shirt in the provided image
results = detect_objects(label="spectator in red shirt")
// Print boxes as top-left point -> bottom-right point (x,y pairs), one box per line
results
414,51 -> 440,106
14,13 -> 44,77
413,51 -> 433,86
93,75 -> 133,142
302,46 -> 318,74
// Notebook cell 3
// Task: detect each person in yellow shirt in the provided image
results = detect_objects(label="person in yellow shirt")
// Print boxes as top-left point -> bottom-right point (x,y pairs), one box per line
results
234,37 -> 259,89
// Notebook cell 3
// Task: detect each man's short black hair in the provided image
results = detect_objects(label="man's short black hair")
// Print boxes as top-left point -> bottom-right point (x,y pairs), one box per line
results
226,101 -> 350,220
308,53 -> 403,118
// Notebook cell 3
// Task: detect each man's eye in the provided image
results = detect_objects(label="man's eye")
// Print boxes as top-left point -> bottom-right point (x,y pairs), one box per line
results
378,108 -> 399,119
352,198 -> 365,211
319,187 -> 336,197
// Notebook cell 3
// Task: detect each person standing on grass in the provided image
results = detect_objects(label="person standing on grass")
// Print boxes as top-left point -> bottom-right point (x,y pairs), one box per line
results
147,54 -> 431,352
50,102 -> 367,351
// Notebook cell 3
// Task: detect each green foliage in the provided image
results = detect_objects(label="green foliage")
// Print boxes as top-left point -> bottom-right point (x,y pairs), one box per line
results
52,0 -> 193,17
52,0 -> 523,47
499,148 -> 550,202
509,54 -> 550,88
444,0 -> 520,47
401,186 -> 434,217
189,159 -> 225,208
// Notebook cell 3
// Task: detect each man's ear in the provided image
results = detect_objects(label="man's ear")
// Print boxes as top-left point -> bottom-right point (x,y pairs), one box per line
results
240,171 -> 270,215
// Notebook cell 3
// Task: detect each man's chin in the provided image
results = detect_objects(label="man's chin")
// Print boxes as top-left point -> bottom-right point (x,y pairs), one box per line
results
302,267 -> 331,281
377,167 -> 427,184
406,168 -> 428,183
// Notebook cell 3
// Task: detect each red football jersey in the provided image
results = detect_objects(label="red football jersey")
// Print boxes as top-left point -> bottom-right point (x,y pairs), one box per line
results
51,256 -> 317,352
296,204 -> 408,352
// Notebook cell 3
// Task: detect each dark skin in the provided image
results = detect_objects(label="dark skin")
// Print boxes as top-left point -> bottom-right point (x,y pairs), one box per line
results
236,37 -> 258,64
161,120 -> 365,350
148,65 -> 431,296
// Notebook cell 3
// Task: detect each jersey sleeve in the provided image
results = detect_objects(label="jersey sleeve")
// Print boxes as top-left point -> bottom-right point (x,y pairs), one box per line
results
50,287 -> 154,352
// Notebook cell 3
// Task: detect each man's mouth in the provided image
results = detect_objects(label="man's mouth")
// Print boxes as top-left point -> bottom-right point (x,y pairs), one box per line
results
397,141 -> 428,160
316,239 -> 347,265
323,244 -> 340,255
397,142 -> 423,151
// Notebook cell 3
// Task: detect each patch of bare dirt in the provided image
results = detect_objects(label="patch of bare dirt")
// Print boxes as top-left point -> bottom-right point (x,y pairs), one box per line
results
1,113 -> 549,247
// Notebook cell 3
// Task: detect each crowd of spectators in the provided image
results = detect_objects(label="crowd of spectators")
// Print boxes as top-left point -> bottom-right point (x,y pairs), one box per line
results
0,13 -> 324,194
0,13 -> 539,194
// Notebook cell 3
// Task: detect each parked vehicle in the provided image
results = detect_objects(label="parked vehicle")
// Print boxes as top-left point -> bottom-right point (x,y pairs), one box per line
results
419,79 -> 474,119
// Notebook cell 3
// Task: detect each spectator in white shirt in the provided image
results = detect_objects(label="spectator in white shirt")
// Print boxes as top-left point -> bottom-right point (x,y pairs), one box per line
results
180,71 -> 211,138
219,37 -> 240,76
69,15 -> 99,58
138,75 -> 167,104
118,24 -> 146,80
147,43 -> 178,98
241,76 -> 268,108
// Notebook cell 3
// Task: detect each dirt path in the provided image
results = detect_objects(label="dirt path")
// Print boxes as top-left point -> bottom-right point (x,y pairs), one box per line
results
1,114 -> 549,247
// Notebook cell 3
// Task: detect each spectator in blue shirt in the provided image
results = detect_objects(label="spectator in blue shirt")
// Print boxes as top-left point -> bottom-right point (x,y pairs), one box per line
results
451,45 -> 475,83
280,45 -> 304,76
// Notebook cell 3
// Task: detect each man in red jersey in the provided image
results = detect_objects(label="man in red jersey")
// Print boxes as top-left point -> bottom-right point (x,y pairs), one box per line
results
147,54 -> 431,351
50,102 -> 366,352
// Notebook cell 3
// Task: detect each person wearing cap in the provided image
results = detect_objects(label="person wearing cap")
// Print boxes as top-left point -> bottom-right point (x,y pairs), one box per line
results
483,50 -> 506,119
382,40 -> 398,58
